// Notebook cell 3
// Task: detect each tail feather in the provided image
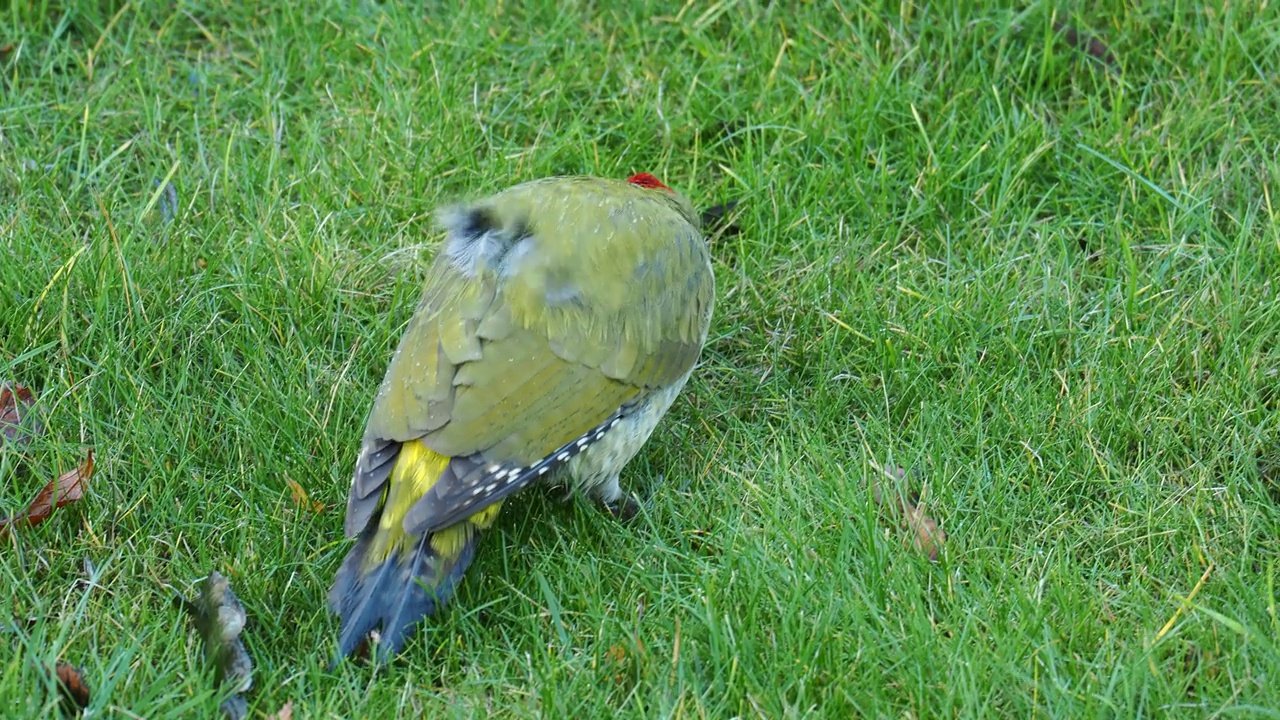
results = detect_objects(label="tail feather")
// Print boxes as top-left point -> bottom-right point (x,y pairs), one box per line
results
329,519 -> 480,661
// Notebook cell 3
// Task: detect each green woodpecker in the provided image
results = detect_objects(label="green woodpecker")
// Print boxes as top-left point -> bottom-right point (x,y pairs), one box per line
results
329,173 -> 714,659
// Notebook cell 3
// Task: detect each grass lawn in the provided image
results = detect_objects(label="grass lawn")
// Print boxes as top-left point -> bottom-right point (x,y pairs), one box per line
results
3,1 -> 1279,717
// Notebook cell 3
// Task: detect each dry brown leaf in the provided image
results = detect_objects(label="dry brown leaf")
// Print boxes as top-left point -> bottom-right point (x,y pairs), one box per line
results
285,478 -> 325,513
0,381 -> 43,449
903,502 -> 947,562
0,449 -> 94,538
870,463 -> 946,561
1053,21 -> 1118,68
54,661 -> 91,711
272,700 -> 294,720
178,571 -> 253,720
603,643 -> 632,686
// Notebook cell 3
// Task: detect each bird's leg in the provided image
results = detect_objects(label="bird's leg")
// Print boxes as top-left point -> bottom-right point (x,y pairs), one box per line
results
589,474 -> 641,523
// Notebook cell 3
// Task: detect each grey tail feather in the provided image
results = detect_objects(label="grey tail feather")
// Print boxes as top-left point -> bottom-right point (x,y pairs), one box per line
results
328,517 -> 479,662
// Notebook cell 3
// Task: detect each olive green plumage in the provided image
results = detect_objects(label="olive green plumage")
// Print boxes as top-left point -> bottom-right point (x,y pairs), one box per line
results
330,174 -> 714,659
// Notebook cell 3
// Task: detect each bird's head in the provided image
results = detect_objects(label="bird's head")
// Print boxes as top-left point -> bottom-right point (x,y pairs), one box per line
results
626,173 -> 673,193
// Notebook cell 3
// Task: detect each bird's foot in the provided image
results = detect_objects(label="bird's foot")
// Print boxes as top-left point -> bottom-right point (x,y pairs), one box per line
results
603,496 -> 641,523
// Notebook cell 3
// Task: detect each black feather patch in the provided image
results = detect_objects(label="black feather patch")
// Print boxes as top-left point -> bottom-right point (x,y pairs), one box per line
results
441,206 -> 533,275
406,407 -> 631,533
700,199 -> 741,236
458,207 -> 499,238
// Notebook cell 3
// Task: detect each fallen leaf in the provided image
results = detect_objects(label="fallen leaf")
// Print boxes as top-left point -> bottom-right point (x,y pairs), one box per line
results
903,501 -> 946,561
156,180 -> 179,225
285,478 -> 325,513
0,381 -> 43,449
3,615 -> 38,633
272,700 -> 294,720
0,450 -> 94,538
603,643 -> 632,686
869,463 -> 947,561
178,571 -> 253,719
1053,21 -> 1118,69
221,695 -> 247,720
54,662 -> 91,712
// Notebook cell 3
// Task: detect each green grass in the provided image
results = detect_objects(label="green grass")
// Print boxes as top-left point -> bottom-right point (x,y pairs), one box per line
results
3,0 -> 1279,716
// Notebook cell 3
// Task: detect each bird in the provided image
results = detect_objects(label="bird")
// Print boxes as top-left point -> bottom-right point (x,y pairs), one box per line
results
329,173 -> 715,660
